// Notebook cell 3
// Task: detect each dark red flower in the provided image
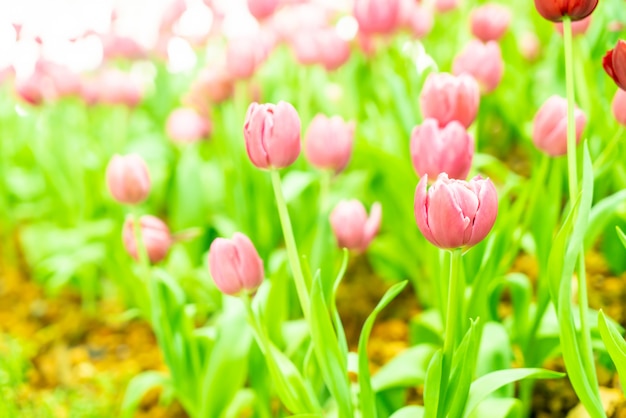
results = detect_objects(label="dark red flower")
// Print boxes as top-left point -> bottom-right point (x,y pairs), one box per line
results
533,0 -> 598,22
604,40 -> 626,91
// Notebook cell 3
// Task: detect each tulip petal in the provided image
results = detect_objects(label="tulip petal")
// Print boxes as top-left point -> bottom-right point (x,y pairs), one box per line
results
233,232 -> 264,291
466,177 -> 498,247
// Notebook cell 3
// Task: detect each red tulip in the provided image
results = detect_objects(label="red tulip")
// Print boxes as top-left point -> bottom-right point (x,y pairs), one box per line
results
604,40 -> 626,91
533,0 -> 598,22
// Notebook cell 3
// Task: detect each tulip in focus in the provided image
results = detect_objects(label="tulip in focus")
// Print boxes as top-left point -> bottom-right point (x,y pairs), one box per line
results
612,89 -> 626,126
330,200 -> 382,252
532,95 -> 587,157
604,40 -> 626,91
106,154 -> 151,205
122,215 -> 172,263
420,73 -> 480,128
410,119 -> 474,180
533,0 -> 598,22
305,114 -> 355,173
244,101 -> 302,169
354,0 -> 401,35
452,40 -> 504,93
166,108 -> 212,143
208,233 -> 265,295
470,3 -> 511,42
554,15 -> 592,36
414,173 -> 498,250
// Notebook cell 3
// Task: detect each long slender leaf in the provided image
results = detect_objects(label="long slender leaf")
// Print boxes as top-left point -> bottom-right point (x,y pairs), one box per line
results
598,310 -> 626,396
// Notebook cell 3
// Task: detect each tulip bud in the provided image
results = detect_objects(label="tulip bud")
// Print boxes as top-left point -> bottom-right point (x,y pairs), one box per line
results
554,15 -> 592,36
354,0 -> 401,35
330,200 -> 382,252
106,154 -> 151,204
604,40 -> 626,91
166,107 -> 212,144
533,0 -> 598,22
208,233 -> 265,295
247,0 -> 279,20
410,119 -> 474,180
612,89 -> 626,127
244,101 -> 302,169
470,3 -> 511,42
414,173 -> 498,249
452,40 -> 504,94
532,95 -> 587,157
407,4 -> 433,39
122,215 -> 172,263
420,73 -> 480,128
305,114 -> 355,173
226,36 -> 263,80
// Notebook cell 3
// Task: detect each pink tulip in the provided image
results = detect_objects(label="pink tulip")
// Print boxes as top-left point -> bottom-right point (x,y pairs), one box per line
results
317,29 -> 351,71
226,36 -> 263,80
519,32 -> 541,62
612,88 -> 626,126
354,0 -> 401,35
188,65 -> 234,107
122,215 -> 172,263
435,0 -> 459,13
532,95 -> 587,157
452,40 -> 504,94
415,173 -> 498,249
305,114 -> 355,173
410,119 -> 474,180
166,108 -> 212,143
208,233 -> 265,295
106,154 -> 151,205
470,3 -> 511,42
244,101 -> 301,169
330,200 -> 382,252
554,15 -> 592,36
407,3 -> 434,38
420,73 -> 480,128
96,70 -> 143,107
247,0 -> 279,20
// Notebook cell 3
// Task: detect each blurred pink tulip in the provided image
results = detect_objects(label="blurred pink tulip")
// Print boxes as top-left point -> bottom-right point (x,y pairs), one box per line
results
554,15 -> 592,36
226,36 -> 264,80
106,154 -> 151,205
612,88 -> 626,126
96,70 -> 143,107
188,65 -> 234,108
330,200 -> 382,252
122,215 -> 172,263
354,0 -> 401,35
100,34 -> 147,60
407,3 -> 434,38
410,119 -> 474,180
420,73 -> 480,128
305,114 -> 355,173
519,32 -> 541,62
452,40 -> 504,93
414,173 -> 498,249
435,0 -> 459,13
247,0 -> 280,20
290,28 -> 351,71
470,3 -> 511,42
244,101 -> 301,169
208,232 -> 265,295
270,4 -> 329,43
166,108 -> 212,143
532,95 -> 587,157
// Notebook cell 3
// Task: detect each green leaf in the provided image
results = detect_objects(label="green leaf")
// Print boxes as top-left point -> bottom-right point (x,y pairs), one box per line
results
445,318 -> 481,418
389,406 -> 425,418
423,350 -> 442,418
462,368 -> 565,418
121,371 -> 170,418
598,310 -> 626,396
584,189 -> 626,249
371,344 -> 437,392
282,171 -> 316,204
467,398 -> 522,418
616,226 -> 626,249
358,281 -> 408,418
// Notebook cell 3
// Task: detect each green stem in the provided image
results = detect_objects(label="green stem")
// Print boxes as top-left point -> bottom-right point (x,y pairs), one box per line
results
593,127 -> 624,173
439,248 -> 463,415
270,169 -> 311,321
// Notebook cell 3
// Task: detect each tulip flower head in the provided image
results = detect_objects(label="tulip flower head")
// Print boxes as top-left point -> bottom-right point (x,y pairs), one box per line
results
420,72 -> 480,128
208,233 -> 265,295
330,200 -> 382,252
244,101 -> 302,169
533,0 -> 598,22
410,119 -> 474,180
305,114 -> 355,173
470,3 -> 511,42
247,0 -> 279,20
354,0 -> 401,36
122,215 -> 172,263
452,40 -> 504,94
612,88 -> 626,126
604,40 -> 626,91
106,154 -> 151,205
166,107 -> 211,144
414,173 -> 498,250
532,95 -> 587,157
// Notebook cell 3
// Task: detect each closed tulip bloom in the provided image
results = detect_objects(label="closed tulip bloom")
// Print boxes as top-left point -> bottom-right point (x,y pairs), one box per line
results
554,15 -> 592,36
244,101 -> 301,169
470,3 -> 511,42
407,4 -> 433,38
420,73 -> 480,128
452,40 -> 504,94
208,233 -> 264,295
106,154 -> 151,204
317,29 -> 351,72
604,40 -> 626,91
330,200 -> 382,252
166,108 -> 211,144
534,0 -> 598,22
410,119 -> 474,180
305,114 -> 355,173
612,89 -> 626,126
414,173 -> 498,249
354,0 -> 401,35
247,0 -> 279,20
122,215 -> 172,263
226,36 -> 262,80
532,95 -> 587,157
